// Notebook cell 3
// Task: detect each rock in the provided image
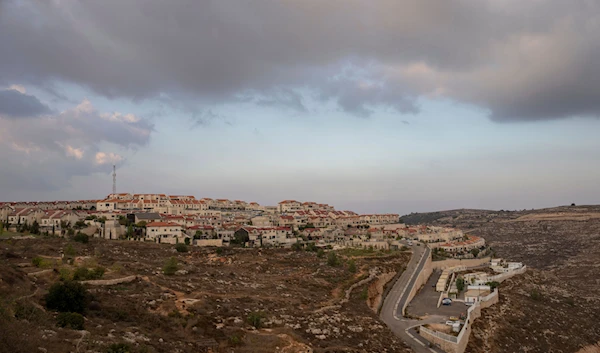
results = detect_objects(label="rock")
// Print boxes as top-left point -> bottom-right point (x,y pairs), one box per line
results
159,338 -> 164,343
38,348 -> 47,353
175,269 -> 189,275
316,335 -> 327,340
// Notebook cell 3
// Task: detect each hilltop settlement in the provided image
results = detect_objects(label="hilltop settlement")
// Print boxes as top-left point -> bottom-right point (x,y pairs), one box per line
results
1,194 -> 486,257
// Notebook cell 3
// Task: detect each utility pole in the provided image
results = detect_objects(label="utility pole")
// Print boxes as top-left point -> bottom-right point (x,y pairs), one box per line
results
112,165 -> 117,195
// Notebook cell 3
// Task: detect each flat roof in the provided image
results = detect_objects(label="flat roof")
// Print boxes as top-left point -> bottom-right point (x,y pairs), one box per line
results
465,289 -> 490,297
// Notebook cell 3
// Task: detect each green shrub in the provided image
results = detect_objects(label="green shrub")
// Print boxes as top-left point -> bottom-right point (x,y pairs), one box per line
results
291,243 -> 303,251
327,251 -> 340,267
56,312 -> 84,330
14,301 -> 43,322
247,311 -> 265,329
175,243 -> 188,253
91,267 -> 105,279
73,232 -> 89,243
229,335 -> 242,346
106,343 -> 131,353
65,244 -> 76,257
456,277 -> 465,292
72,267 -> 89,281
305,243 -> 317,252
317,249 -> 324,258
72,267 -> 105,281
32,256 -> 43,267
59,268 -> 72,281
360,287 -> 368,300
163,257 -> 178,276
348,260 -> 357,273
45,281 -> 88,314
530,289 -> 543,301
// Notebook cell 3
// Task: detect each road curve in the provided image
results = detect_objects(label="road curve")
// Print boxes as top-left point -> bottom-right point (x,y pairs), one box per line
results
380,244 -> 444,353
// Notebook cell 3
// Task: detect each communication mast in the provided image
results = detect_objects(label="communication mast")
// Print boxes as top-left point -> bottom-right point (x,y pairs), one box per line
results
112,165 -> 117,194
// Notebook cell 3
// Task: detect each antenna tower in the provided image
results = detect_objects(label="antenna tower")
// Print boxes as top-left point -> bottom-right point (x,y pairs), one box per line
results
112,165 -> 117,194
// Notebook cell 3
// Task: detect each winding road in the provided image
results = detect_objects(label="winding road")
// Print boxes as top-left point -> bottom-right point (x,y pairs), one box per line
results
380,244 -> 445,353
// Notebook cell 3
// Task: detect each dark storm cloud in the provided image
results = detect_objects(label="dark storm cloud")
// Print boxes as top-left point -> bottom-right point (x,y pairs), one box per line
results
0,88 -> 51,118
0,0 -> 599,121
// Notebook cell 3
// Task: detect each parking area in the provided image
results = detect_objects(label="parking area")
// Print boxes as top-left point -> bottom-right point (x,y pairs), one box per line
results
406,269 -> 468,319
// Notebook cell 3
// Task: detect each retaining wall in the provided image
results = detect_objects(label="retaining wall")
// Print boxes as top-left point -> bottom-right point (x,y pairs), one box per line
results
432,257 -> 491,270
487,266 -> 527,283
421,290 -> 499,353
402,250 -> 433,315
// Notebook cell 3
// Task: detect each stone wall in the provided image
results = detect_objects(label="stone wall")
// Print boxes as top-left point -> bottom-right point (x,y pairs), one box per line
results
432,257 -> 491,270
402,250 -> 433,315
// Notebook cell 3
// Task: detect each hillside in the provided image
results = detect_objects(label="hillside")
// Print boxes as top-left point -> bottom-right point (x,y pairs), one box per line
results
402,205 -> 600,352
0,238 -> 412,353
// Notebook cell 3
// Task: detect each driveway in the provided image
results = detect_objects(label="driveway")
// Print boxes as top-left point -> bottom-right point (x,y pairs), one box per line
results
407,269 -> 468,319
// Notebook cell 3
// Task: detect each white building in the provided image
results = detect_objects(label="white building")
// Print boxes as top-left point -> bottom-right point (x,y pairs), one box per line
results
146,221 -> 185,244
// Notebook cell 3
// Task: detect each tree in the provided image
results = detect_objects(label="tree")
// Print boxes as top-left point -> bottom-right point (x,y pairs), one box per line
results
126,224 -> 133,238
65,244 -> 76,257
327,251 -> 340,267
29,220 -> 40,235
485,281 -> 500,290
470,248 -> 480,258
0,222 -> 3,236
73,232 -> 89,243
74,220 -> 87,229
135,221 -> 147,228
456,277 -> 465,292
163,257 -> 178,275
194,230 -> 203,239
348,260 -> 357,273
44,281 -> 89,313
118,216 -> 129,226
175,243 -> 189,253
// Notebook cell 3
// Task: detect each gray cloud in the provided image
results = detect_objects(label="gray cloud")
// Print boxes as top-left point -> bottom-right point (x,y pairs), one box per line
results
0,94 -> 154,192
0,88 -> 51,118
0,0 -> 599,121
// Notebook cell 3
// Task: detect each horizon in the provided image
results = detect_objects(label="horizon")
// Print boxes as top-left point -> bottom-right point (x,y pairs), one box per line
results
1,1 -> 599,215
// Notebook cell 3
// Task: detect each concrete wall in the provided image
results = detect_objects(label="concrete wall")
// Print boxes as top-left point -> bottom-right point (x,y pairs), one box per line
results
402,250 -> 433,315
432,257 -> 491,270
488,266 -> 527,283
421,290 -> 499,353
195,239 -> 223,247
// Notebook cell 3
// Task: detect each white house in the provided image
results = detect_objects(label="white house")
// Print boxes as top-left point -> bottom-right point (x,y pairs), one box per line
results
145,221 -> 185,244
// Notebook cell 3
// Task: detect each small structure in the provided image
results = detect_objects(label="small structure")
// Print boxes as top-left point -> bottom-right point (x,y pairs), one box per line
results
464,285 -> 492,304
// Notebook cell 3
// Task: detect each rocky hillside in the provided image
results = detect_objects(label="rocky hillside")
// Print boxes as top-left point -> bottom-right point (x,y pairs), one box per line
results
402,205 -> 600,353
0,238 -> 412,353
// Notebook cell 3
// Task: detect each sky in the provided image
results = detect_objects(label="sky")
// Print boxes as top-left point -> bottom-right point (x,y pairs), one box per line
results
1,0 -> 599,215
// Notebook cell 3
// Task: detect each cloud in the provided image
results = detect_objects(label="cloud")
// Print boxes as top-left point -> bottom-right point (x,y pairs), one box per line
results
0,1 -> 599,121
0,87 -> 51,118
95,152 -> 124,165
0,93 -> 154,192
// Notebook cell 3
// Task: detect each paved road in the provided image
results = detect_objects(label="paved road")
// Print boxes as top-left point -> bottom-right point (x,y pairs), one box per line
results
380,244 -> 445,353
